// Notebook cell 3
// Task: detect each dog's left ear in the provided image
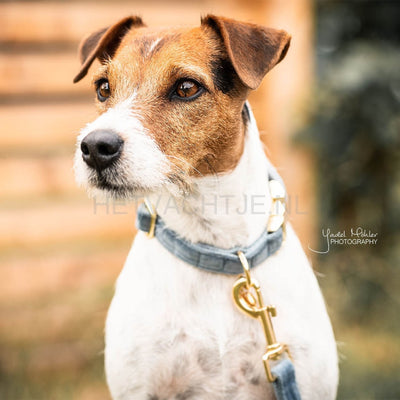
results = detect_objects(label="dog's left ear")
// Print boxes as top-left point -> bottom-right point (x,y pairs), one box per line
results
73,16 -> 145,83
201,15 -> 291,90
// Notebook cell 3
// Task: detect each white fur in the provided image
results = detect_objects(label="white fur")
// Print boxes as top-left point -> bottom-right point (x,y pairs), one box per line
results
147,108 -> 271,249
104,106 -> 339,399
74,95 -> 170,197
147,38 -> 162,56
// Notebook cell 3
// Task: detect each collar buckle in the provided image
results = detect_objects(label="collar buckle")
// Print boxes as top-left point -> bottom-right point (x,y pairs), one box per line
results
267,180 -> 286,234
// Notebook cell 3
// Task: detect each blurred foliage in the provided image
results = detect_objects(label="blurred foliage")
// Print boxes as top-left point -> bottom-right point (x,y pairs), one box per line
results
0,282 -> 113,399
297,1 -> 400,399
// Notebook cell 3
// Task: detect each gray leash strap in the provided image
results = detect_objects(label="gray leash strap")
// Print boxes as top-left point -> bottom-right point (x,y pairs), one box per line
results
271,358 -> 302,400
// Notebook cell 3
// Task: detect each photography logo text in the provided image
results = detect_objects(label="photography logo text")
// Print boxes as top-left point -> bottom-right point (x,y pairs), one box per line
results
308,227 -> 379,254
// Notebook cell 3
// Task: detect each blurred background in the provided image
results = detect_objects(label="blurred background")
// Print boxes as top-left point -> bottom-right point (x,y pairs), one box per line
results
0,0 -> 398,399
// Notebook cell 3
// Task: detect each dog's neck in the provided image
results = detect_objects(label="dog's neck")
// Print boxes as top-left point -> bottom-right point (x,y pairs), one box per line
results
148,107 -> 273,249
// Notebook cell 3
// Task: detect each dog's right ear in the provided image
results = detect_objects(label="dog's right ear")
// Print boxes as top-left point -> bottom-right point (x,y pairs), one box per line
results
73,16 -> 145,83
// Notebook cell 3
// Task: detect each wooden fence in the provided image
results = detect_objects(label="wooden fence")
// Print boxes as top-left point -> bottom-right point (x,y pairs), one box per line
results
0,1 -> 313,398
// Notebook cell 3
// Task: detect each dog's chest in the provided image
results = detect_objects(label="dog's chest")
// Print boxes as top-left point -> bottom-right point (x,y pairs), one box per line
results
104,229 -> 338,400
105,233 -> 281,400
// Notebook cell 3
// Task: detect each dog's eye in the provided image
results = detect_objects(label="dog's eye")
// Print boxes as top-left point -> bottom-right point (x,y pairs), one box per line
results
174,80 -> 203,100
96,79 -> 111,102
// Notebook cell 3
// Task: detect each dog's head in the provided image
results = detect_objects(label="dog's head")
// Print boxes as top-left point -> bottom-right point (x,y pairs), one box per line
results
73,15 -> 290,198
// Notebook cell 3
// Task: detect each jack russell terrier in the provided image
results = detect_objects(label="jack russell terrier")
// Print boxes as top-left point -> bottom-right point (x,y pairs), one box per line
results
73,15 -> 338,400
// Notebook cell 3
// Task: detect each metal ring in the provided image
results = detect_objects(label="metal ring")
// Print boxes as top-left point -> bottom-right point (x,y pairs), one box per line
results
237,251 -> 252,287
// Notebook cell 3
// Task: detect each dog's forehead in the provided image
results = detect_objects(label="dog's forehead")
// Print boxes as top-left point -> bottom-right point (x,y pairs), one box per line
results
113,25 -> 217,71
121,25 -> 211,49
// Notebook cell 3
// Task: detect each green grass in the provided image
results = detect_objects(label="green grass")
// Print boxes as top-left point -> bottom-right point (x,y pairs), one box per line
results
0,284 -> 113,400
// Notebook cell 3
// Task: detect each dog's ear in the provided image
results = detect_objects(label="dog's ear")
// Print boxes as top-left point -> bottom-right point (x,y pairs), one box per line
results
73,16 -> 145,83
201,15 -> 291,90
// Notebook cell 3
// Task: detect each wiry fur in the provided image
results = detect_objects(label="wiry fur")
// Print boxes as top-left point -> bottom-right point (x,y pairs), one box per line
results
74,94 -> 171,198
73,15 -> 339,400
104,109 -> 339,399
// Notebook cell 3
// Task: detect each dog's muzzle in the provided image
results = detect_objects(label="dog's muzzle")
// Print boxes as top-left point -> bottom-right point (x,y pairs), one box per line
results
80,129 -> 123,171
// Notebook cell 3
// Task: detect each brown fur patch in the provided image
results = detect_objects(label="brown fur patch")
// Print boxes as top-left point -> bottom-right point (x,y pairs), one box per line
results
97,25 -> 247,175
201,15 -> 291,90
76,16 -> 291,176
73,16 -> 145,83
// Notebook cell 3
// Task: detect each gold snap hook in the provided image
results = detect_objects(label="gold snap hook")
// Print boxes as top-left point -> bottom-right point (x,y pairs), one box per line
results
233,251 -> 291,382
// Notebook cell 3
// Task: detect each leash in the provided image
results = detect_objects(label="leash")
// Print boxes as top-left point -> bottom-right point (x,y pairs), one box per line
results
136,170 -> 301,400
234,252 -> 301,400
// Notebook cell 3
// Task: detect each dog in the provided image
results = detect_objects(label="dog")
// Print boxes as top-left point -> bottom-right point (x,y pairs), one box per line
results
73,15 -> 339,400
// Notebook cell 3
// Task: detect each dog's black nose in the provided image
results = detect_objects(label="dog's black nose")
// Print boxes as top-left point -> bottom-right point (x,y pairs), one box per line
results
81,130 -> 123,171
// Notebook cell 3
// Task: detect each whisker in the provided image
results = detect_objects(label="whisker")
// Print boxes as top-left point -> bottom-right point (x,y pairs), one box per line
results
203,154 -> 220,190
164,154 -> 205,178
164,154 -> 220,193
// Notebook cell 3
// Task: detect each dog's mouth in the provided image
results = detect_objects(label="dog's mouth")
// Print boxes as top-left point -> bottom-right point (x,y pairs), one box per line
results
85,167 -> 149,199
76,145 -> 194,200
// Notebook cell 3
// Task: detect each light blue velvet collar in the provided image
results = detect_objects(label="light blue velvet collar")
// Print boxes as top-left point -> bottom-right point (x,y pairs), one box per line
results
136,168 -> 285,275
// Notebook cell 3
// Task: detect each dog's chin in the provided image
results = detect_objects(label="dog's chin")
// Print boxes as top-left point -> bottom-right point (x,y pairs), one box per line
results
73,165 -> 154,200
96,183 -> 147,200
74,159 -> 193,201
86,176 -> 156,201
84,178 -> 193,204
